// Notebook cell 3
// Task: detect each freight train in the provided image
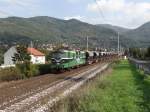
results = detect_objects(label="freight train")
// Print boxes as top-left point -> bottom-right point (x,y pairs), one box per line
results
51,49 -> 118,70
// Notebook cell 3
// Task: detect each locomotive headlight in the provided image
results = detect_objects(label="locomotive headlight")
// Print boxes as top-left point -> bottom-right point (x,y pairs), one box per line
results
57,62 -> 60,65
51,59 -> 56,63
61,60 -> 65,63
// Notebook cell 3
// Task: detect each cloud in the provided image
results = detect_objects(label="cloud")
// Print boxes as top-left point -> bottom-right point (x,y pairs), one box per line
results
87,0 -> 150,28
64,15 -> 84,20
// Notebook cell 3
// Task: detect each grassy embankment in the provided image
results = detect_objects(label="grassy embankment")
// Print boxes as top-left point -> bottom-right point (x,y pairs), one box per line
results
61,60 -> 150,112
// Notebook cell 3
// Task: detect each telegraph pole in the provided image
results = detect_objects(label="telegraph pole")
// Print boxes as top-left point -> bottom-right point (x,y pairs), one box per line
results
86,36 -> 89,51
30,41 -> 33,55
30,41 -> 33,48
118,32 -> 120,55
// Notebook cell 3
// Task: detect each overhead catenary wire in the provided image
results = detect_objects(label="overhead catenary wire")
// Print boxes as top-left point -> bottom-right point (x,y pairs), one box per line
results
0,0 -> 37,18
94,0 -> 107,23
10,0 -> 37,17
0,10 -> 13,17
93,0 -> 120,52
93,0 -> 108,50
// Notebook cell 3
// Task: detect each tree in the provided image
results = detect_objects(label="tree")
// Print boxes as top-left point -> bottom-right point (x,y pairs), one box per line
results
39,49 -> 51,62
146,47 -> 150,59
12,45 -> 31,64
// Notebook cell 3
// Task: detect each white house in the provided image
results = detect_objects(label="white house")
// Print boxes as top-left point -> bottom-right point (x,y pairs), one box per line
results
1,47 -> 45,68
27,47 -> 45,64
1,46 -> 17,68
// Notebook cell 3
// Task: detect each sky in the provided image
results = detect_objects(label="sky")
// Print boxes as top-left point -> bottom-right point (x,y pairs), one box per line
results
0,0 -> 150,28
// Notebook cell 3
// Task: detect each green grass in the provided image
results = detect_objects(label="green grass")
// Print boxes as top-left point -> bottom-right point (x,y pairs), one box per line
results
64,60 -> 150,112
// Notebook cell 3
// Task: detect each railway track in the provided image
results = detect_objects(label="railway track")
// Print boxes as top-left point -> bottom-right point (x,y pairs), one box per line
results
0,62 -> 110,112
0,63 -> 99,108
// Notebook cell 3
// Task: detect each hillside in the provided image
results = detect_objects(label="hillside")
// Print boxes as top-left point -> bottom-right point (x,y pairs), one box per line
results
124,22 -> 150,47
0,16 -> 149,48
97,24 -> 130,34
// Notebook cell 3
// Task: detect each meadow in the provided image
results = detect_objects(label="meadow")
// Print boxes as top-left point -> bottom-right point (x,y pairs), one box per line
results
60,60 -> 150,112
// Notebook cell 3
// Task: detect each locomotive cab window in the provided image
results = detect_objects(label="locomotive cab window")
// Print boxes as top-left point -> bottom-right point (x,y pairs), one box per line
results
52,51 -> 66,59
76,52 -> 78,58
73,53 -> 76,59
68,52 -> 70,58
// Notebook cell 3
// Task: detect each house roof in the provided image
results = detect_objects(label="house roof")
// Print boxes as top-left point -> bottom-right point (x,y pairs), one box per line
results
27,48 -> 45,56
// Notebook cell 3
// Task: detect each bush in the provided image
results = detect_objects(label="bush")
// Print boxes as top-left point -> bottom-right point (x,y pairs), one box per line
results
26,64 -> 40,77
38,64 -> 51,75
0,67 -> 23,81
0,63 -> 51,82
16,62 -> 39,78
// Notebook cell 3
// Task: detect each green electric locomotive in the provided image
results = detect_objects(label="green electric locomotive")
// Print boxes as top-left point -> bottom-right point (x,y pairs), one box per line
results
51,50 -> 86,70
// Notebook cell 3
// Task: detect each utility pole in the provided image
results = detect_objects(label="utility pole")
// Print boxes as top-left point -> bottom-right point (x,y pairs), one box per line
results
86,36 -> 89,51
30,41 -> 33,48
30,41 -> 33,55
118,32 -> 120,56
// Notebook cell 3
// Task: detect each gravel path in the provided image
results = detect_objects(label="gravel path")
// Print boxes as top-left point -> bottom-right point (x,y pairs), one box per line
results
0,63 -> 105,111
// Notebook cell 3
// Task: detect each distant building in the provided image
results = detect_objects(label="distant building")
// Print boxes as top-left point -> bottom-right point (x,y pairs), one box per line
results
41,44 -> 55,51
27,48 -> 45,64
1,46 -> 17,68
1,47 -> 45,68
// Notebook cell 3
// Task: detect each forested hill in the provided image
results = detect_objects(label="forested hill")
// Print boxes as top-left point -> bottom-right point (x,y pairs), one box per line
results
0,16 -> 149,48
124,22 -> 150,47
97,24 -> 130,34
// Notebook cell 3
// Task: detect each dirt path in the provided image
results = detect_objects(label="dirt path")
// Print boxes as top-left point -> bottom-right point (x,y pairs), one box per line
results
1,63 -> 109,112
0,63 -> 103,111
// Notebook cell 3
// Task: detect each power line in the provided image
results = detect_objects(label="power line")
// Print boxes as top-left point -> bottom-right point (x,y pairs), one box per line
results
118,32 -> 120,55
10,0 -> 37,17
0,10 -> 13,17
94,0 -> 120,52
86,36 -> 89,51
94,0 -> 106,22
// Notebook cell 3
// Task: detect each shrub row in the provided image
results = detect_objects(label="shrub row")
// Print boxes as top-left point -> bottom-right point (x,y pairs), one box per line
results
0,63 -> 52,82
16,63 -> 40,78
38,64 -> 51,75
0,67 -> 24,81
